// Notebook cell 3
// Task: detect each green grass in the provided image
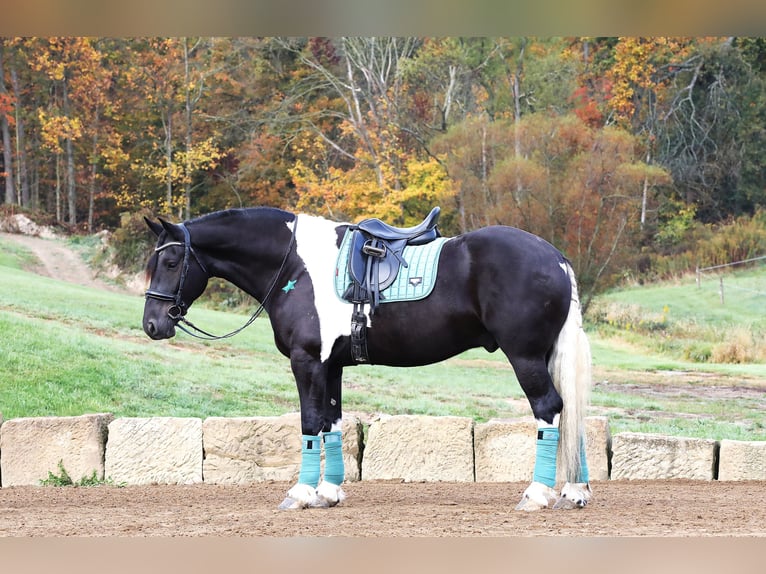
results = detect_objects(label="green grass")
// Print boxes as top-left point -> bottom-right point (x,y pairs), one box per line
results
590,268 -> 766,364
585,268 -> 766,439
1,234 -> 765,441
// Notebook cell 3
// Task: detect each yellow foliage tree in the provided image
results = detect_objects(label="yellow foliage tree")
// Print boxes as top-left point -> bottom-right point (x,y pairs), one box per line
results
291,151 -> 453,225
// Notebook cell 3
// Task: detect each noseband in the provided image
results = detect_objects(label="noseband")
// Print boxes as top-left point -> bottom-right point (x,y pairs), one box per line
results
145,218 -> 297,340
145,223 -> 206,321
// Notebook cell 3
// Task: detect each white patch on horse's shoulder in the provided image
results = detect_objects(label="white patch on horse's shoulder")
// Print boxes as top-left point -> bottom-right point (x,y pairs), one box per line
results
291,214 -> 355,362
559,261 -> 568,275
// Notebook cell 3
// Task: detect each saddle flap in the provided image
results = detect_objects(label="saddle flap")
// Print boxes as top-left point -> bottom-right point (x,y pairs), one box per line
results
347,230 -> 402,293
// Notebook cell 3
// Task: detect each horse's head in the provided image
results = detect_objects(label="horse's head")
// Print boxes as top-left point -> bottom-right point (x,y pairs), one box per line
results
143,217 -> 209,340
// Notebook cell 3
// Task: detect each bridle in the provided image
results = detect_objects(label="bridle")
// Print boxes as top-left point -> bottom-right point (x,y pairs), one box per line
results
144,218 -> 297,340
145,223 -> 205,321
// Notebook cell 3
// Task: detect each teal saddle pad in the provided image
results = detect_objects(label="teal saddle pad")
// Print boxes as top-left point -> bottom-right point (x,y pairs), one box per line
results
334,229 -> 449,304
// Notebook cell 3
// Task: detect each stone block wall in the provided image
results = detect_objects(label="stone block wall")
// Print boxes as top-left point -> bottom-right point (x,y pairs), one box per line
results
718,439 -> 766,481
473,416 -> 611,482
202,413 -> 363,484
2,411 -> 765,487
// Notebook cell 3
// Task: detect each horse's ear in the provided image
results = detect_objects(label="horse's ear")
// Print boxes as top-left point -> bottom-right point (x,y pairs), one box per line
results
158,217 -> 183,239
144,217 -> 164,237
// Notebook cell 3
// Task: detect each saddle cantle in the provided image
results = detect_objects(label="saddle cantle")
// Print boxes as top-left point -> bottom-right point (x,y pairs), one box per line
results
338,207 -> 443,363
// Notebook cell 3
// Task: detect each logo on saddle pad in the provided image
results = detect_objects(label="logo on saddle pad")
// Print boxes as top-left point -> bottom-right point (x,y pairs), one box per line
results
334,229 -> 448,305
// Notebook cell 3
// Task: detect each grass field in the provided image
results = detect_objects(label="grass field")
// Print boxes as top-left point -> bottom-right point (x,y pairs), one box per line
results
1,234 -> 765,440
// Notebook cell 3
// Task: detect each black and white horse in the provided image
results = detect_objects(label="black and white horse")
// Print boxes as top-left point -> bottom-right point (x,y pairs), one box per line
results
142,207 -> 592,511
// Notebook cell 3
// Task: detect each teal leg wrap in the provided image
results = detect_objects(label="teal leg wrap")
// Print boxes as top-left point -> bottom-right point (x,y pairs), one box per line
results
578,434 -> 590,483
533,427 -> 559,488
298,435 -> 321,487
322,431 -> 345,485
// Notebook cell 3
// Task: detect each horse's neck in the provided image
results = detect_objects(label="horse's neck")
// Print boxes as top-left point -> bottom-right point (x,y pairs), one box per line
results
195,210 -> 295,302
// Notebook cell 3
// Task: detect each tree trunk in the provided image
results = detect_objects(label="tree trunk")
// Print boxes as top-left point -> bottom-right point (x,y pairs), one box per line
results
0,44 -> 15,205
88,110 -> 99,232
10,65 -> 29,207
66,136 -> 75,225
55,151 -> 61,223
640,151 -> 650,230
480,118 -> 490,226
163,109 -> 173,216
512,38 -> 526,205
183,38 -> 193,221
63,80 -> 76,226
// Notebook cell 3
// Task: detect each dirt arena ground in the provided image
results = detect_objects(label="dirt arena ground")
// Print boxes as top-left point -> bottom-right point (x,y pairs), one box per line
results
1,479 -> 765,537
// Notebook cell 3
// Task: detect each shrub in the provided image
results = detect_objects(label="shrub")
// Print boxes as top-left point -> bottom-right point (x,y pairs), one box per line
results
109,210 -> 157,273
648,209 -> 766,279
711,327 -> 766,364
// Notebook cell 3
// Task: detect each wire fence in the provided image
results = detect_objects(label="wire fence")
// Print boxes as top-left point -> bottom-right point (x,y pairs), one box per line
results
696,255 -> 766,304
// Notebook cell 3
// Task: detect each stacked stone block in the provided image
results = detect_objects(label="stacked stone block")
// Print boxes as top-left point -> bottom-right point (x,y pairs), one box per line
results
0,413 -> 112,486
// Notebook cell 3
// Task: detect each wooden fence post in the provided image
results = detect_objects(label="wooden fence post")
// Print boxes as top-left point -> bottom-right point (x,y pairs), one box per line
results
719,275 -> 724,304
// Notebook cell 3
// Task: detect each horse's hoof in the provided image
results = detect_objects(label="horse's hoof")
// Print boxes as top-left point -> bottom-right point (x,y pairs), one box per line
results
552,496 -> 581,510
278,496 -> 328,510
278,497 -> 305,510
553,482 -> 591,509
515,481 -> 557,511
515,495 -> 548,511
316,481 -> 346,508
307,497 -> 330,509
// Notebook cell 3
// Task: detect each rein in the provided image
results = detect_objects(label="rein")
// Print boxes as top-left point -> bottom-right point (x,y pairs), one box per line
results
145,218 -> 297,341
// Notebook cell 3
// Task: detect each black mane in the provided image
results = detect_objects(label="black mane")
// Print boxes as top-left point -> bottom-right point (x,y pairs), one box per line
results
189,206 -> 295,226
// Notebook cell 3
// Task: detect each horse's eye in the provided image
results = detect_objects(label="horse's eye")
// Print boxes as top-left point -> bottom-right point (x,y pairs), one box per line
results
166,260 -> 179,270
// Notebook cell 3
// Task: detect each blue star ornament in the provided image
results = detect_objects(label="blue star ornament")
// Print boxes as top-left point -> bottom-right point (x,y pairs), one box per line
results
282,279 -> 297,293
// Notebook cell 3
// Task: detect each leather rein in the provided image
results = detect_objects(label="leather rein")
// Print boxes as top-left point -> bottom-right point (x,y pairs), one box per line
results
144,218 -> 297,341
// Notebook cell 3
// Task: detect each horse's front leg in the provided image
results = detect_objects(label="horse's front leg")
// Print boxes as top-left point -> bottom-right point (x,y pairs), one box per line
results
279,353 -> 346,510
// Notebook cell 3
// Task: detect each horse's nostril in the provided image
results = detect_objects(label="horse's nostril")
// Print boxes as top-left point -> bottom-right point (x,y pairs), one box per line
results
146,320 -> 156,336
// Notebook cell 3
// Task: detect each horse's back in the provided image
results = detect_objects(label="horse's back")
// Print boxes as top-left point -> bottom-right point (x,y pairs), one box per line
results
453,225 -> 570,292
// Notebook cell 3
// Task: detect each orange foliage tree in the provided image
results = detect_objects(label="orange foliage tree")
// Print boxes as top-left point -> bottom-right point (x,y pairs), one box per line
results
436,112 -> 670,307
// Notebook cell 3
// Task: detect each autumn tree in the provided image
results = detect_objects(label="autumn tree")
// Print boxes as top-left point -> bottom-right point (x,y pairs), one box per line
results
272,37 -> 457,224
658,38 -> 766,221
113,38 -> 226,220
436,112 -> 669,305
1,35 -> 765,288
30,37 -> 89,225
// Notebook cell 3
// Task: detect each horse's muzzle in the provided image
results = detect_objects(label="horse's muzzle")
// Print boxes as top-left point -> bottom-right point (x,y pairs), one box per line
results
142,301 -> 178,340
143,316 -> 176,340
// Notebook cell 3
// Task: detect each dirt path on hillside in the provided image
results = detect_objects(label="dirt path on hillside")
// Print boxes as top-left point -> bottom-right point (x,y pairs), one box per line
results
0,232 -> 125,293
1,480 -> 765,537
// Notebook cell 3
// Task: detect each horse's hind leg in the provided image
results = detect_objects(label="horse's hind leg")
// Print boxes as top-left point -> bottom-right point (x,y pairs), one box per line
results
508,355 -> 565,511
508,329 -> 593,511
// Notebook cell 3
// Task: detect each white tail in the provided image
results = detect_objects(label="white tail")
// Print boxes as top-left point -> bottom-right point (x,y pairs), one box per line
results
548,263 -> 592,483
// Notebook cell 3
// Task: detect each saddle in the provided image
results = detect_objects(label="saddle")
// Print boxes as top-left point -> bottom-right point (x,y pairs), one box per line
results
342,206 -> 442,362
